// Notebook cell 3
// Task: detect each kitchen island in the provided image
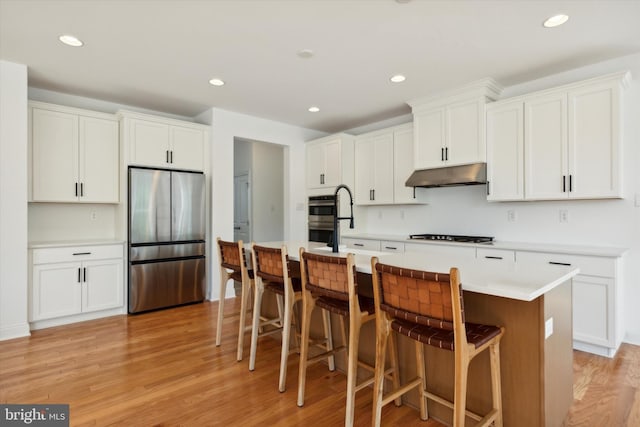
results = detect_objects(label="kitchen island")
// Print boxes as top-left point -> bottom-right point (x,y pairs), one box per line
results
256,241 -> 579,426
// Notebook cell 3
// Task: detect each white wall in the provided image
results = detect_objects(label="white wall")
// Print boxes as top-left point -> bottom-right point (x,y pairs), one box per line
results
360,53 -> 640,344
203,107 -> 325,299
0,60 -> 29,340
251,141 -> 284,242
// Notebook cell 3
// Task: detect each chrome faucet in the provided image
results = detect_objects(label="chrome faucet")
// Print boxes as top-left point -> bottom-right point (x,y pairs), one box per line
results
332,184 -> 354,253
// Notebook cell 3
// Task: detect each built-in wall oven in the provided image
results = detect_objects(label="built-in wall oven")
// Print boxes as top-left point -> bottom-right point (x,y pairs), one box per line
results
308,195 -> 338,244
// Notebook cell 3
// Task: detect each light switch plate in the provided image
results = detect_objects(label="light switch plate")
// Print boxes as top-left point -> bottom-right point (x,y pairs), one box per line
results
545,317 -> 554,339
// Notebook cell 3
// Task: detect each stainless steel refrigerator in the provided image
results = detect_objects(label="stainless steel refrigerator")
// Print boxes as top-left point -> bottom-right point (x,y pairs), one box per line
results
128,166 -> 206,313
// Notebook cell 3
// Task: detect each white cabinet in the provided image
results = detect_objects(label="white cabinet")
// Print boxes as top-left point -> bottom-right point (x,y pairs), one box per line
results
355,131 -> 394,205
354,124 -> 424,205
121,112 -> 208,172
342,237 -> 381,251
30,243 -> 124,325
306,133 -> 355,191
486,72 -> 629,202
30,102 -> 119,203
380,241 -> 405,253
409,79 -> 501,170
486,100 -> 524,201
516,250 -> 622,357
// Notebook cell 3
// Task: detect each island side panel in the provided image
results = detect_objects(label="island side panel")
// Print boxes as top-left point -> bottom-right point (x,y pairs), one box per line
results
543,280 -> 573,426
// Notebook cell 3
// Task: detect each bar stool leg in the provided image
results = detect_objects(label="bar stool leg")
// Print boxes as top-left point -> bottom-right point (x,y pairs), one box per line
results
372,316 -> 390,427
339,315 -> 349,368
490,342 -> 504,427
344,314 -> 362,427
249,280 -> 264,372
387,331 -> 402,407
216,271 -> 229,346
415,341 -> 428,420
236,276 -> 251,361
278,290 -> 294,392
453,351 -> 469,427
297,292 -> 316,406
322,309 -> 335,371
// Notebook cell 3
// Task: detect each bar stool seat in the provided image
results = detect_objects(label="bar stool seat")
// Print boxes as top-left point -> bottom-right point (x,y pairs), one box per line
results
216,237 -> 255,362
371,258 -> 505,427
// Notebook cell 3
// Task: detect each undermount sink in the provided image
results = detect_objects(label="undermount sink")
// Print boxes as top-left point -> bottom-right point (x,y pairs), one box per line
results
312,245 -> 388,257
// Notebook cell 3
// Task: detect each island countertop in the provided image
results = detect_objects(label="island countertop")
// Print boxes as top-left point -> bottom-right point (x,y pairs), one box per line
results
256,240 -> 579,302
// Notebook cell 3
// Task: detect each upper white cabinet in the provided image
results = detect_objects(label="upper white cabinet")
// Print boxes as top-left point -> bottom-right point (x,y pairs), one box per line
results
120,111 -> 209,172
355,131 -> 394,204
29,102 -> 119,203
409,79 -> 502,170
486,71 -> 629,201
306,133 -> 354,191
486,100 -> 524,201
354,123 -> 425,205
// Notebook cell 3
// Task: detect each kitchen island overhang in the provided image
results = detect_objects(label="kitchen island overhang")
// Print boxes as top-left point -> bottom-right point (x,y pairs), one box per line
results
253,241 -> 579,426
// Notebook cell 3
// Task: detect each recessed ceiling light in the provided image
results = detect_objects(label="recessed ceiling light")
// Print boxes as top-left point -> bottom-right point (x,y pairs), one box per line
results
390,74 -> 406,83
59,34 -> 83,47
297,49 -> 314,59
209,78 -> 225,86
308,106 -> 320,113
543,14 -> 569,28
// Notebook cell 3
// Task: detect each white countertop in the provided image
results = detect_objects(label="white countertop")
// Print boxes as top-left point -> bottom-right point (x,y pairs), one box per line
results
256,241 -> 579,302
342,233 -> 628,258
29,239 -> 125,249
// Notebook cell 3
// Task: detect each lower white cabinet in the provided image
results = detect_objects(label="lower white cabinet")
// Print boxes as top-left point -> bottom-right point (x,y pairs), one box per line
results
30,243 -> 124,324
516,250 -> 621,357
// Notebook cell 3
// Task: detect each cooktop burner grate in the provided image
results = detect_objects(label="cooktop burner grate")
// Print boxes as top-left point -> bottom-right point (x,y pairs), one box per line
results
409,234 -> 494,244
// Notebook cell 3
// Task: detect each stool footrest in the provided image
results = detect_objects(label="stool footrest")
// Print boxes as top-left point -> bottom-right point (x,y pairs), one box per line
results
424,391 -> 483,422
382,377 -> 422,406
306,345 -> 347,365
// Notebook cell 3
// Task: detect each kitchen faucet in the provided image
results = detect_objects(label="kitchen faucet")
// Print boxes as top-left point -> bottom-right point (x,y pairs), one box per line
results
332,184 -> 354,253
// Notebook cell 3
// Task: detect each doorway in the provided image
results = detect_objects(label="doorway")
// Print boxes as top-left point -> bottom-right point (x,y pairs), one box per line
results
233,172 -> 251,243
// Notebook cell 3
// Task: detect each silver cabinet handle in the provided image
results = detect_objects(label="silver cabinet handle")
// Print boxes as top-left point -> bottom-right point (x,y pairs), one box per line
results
354,243 -> 364,247
385,246 -> 397,250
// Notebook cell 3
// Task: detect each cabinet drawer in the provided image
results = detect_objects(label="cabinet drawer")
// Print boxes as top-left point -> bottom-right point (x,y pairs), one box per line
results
380,241 -> 405,253
477,248 -> 516,262
342,238 -> 381,251
33,244 -> 123,265
516,251 -> 615,277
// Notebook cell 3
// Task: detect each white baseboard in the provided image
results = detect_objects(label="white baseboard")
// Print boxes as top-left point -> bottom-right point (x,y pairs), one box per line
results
30,307 -> 126,331
0,322 -> 31,341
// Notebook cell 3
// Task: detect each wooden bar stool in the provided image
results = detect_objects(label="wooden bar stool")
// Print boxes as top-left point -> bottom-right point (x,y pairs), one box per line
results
370,257 -> 505,427
297,249 -> 400,427
215,237 -> 255,361
250,243 -> 331,392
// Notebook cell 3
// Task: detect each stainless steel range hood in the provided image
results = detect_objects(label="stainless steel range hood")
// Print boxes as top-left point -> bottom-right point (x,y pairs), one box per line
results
405,163 -> 487,188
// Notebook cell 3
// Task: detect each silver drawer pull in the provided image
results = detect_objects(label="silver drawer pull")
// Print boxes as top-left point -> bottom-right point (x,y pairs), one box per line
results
485,256 -> 503,260
385,246 -> 397,250
549,261 -> 571,266
73,252 -> 91,256
353,243 -> 364,247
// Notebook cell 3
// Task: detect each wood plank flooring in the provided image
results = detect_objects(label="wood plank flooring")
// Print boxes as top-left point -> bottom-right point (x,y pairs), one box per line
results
1,298 -> 638,426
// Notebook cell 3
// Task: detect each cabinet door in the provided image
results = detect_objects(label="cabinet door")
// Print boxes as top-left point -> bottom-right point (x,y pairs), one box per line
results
79,116 -> 119,203
372,133 -> 394,204
82,259 -> 124,313
413,108 -> 445,169
170,126 -> 205,171
31,108 -> 79,202
31,262 -> 82,321
129,119 -> 170,168
354,137 -> 375,205
306,142 -> 326,189
323,139 -> 342,188
446,99 -> 484,166
524,92 -> 568,200
393,127 -> 419,204
568,81 -> 621,199
573,275 -> 613,347
486,101 -> 524,201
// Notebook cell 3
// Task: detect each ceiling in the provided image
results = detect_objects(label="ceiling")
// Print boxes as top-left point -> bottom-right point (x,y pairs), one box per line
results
1,0 -> 639,133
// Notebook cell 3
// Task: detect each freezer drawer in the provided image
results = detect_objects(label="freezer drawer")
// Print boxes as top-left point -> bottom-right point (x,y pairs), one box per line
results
129,257 -> 205,313
129,242 -> 205,262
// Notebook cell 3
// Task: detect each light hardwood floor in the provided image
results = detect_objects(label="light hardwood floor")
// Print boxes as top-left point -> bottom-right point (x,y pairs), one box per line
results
1,299 -> 639,426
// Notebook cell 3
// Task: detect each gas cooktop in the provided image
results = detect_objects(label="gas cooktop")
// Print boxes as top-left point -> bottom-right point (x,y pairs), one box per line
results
409,234 -> 494,244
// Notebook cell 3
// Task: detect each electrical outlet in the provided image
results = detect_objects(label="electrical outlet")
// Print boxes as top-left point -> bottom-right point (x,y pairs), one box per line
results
377,210 -> 382,220
635,193 -> 640,208
90,211 -> 97,220
400,210 -> 405,220
507,210 -> 516,223
545,317 -> 554,339
559,209 -> 569,223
